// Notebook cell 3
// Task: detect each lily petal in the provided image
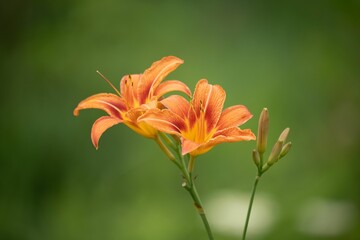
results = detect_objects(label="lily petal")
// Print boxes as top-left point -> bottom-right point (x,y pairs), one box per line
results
125,107 -> 146,122
216,105 -> 253,131
160,95 -> 190,119
191,79 -> 226,132
184,127 -> 255,156
120,74 -> 141,107
138,56 -> 184,104
91,116 -> 122,149
213,127 -> 256,141
124,121 -> 158,139
181,138 -> 201,155
74,93 -> 126,119
154,80 -> 191,98
138,109 -> 185,135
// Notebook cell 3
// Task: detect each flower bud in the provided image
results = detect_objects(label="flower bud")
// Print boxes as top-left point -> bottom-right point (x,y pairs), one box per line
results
267,140 -> 283,166
257,108 -> 269,154
278,127 -> 290,143
252,149 -> 260,167
279,142 -> 292,159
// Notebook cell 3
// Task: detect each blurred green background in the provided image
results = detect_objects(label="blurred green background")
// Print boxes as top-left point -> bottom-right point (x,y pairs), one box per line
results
1,0 -> 359,239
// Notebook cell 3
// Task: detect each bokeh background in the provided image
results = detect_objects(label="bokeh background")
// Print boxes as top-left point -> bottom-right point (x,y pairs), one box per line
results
1,0 -> 359,239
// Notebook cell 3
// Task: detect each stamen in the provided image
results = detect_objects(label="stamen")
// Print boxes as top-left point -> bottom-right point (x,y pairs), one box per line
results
96,70 -> 121,96
128,75 -> 134,87
199,100 -> 204,112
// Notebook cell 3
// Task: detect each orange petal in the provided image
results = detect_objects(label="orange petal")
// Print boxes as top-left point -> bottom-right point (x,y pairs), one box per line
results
216,105 -> 253,131
138,56 -> 184,104
191,79 -> 226,132
138,109 -> 185,135
91,116 -> 122,149
123,120 -> 158,139
74,93 -> 126,119
123,104 -> 162,137
160,95 -> 190,119
154,80 -> 191,98
120,74 -> 141,107
181,138 -> 201,155
213,127 -> 256,141
189,127 -> 255,156
125,107 -> 144,123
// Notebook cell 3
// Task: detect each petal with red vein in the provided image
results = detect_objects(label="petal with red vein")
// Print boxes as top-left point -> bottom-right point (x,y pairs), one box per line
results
161,95 -> 190,119
73,93 -> 126,119
120,74 -> 141,107
91,116 -> 122,149
139,109 -> 185,135
191,79 -> 226,132
189,128 -> 255,156
213,127 -> 256,141
138,56 -> 184,103
216,105 -> 253,131
154,80 -> 191,98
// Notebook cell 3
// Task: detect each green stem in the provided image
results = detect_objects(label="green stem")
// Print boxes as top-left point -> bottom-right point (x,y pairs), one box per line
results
157,138 -> 214,240
175,150 -> 214,240
155,134 -> 176,161
186,182 -> 214,240
158,132 -> 177,150
242,174 -> 261,240
188,155 -> 196,174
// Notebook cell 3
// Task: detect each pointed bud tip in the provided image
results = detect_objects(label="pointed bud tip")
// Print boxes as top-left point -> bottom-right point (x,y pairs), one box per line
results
279,141 -> 292,159
278,127 -> 290,143
257,108 -> 270,154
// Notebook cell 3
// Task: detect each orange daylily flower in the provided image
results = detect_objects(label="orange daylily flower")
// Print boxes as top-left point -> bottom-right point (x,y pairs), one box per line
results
139,79 -> 256,156
74,56 -> 191,149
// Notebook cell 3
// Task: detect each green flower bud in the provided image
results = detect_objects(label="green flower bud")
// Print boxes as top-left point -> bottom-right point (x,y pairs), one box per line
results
267,140 -> 283,166
257,108 -> 269,154
279,142 -> 292,159
252,149 -> 260,167
278,127 -> 290,143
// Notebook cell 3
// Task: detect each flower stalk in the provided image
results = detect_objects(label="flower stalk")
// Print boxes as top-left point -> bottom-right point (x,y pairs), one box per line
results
155,134 -> 214,240
242,174 -> 261,240
186,183 -> 214,240
177,148 -> 214,240
155,134 -> 176,161
243,108 -> 292,240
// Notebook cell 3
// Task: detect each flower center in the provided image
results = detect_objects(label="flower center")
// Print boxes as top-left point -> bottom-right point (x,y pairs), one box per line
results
183,100 -> 215,144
